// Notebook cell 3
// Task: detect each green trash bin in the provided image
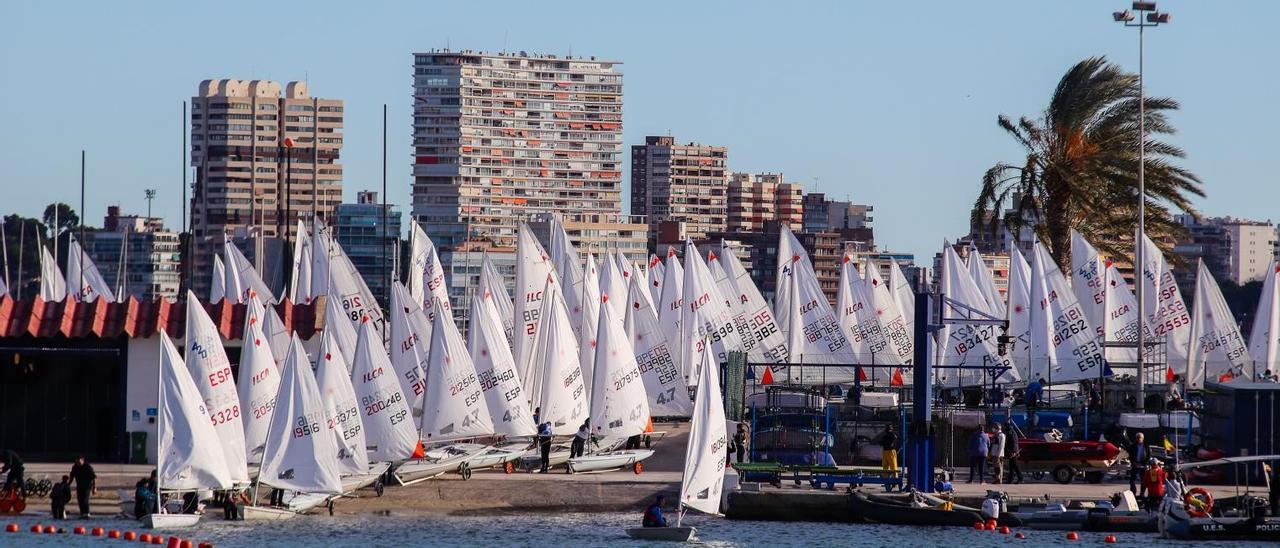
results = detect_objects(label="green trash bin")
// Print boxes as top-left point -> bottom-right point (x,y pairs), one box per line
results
130,431 -> 148,464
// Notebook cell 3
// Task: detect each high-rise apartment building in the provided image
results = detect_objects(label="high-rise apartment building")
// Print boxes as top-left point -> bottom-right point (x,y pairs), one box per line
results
726,173 -> 803,232
335,191 -> 401,305
1174,214 -> 1277,287
190,79 -> 344,299
528,212 -> 649,268
411,50 -> 624,252
83,206 -> 182,301
631,136 -> 727,246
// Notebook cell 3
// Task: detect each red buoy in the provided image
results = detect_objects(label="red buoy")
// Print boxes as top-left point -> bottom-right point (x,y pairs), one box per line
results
31,524 -> 42,533
124,531 -> 138,541
1065,531 -> 1079,541
167,536 -> 182,548
152,535 -> 165,545
44,525 -> 57,534
973,521 -> 984,530
74,526 -> 87,535
109,530 -> 122,539
999,526 -> 1011,534
180,540 -> 193,548
139,533 -> 152,543
92,527 -> 105,536
1104,535 -> 1117,543
1015,532 -> 1026,539
5,523 -> 18,533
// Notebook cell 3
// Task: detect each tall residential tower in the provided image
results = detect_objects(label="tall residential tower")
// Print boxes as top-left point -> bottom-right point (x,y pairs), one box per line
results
630,136 -> 727,246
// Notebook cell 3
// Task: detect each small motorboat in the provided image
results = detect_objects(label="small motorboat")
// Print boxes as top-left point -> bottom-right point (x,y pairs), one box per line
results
1158,455 -> 1280,541
394,443 -> 488,485
848,491 -> 982,527
142,512 -> 202,529
1015,437 -> 1120,484
568,449 -> 655,474
625,526 -> 697,542
241,505 -> 297,521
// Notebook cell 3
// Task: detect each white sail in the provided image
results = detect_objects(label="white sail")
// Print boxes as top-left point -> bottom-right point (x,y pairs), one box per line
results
183,290 -> 249,483
422,299 -> 494,442
316,332 -> 368,475
680,239 -> 746,386
967,247 -> 1005,316
468,293 -> 538,437
888,259 -> 916,349
836,255 -> 874,366
314,224 -> 385,335
1006,247 -> 1034,380
258,335 -> 343,495
1028,242 -> 1104,384
577,253 -> 603,394
39,245 -> 67,301
289,219 -> 312,304
261,304 -> 290,368
513,223 -> 555,391
323,290 -> 359,366
1187,260 -> 1250,387
478,254 -> 514,345
775,226 -> 856,381
222,242 -> 244,305
588,292 -> 652,441
237,295 -> 279,465
66,235 -> 115,302
599,252 -> 629,321
157,330 -> 233,492
1070,230 -> 1106,343
717,242 -> 790,365
1248,260 -> 1280,377
1138,232 -> 1192,378
305,219 -> 331,306
388,282 -> 429,426
624,272 -> 695,417
405,222 -> 429,305
861,258 -> 912,382
407,223 -> 451,321
647,254 -> 666,307
1103,257 -> 1146,365
681,340 -> 728,516
656,247 -> 685,380
550,217 -> 588,338
351,317 -> 418,463
224,237 -> 275,304
938,245 -> 1018,387
211,254 -> 227,304
529,275 -> 588,435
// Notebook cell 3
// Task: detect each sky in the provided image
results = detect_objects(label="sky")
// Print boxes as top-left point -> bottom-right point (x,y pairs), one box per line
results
1,0 -> 1276,261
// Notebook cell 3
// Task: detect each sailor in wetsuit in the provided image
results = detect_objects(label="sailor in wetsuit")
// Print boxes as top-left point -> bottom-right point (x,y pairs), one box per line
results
642,494 -> 669,527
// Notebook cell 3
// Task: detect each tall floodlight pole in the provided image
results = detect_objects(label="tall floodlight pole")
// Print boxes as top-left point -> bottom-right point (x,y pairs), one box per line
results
1113,2 -> 1170,412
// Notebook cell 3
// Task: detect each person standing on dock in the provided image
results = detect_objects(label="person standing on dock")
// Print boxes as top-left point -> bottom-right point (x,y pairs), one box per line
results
1,449 -> 24,493
1126,432 -> 1149,497
571,422 -> 589,458
538,422 -> 554,473
1004,420 -> 1023,484
968,427 -> 989,483
69,455 -> 96,518
50,475 -> 71,519
1142,459 -> 1167,509
733,423 -> 748,464
1024,378 -> 1045,429
990,423 -> 1006,485
879,425 -> 898,473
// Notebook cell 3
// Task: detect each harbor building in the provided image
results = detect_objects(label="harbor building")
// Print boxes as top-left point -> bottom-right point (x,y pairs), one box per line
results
190,79 -> 344,300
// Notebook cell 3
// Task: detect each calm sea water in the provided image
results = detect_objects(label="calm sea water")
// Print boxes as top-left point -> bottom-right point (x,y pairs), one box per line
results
0,512 -> 1272,547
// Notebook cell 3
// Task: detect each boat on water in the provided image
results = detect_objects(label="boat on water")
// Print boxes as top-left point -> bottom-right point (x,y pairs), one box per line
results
1158,455 -> 1280,541
626,333 -> 727,542
848,491 -> 982,527
145,328 -> 235,529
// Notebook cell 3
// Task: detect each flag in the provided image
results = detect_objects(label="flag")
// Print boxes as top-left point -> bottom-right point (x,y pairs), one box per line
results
891,368 -> 904,387
761,367 -> 774,386
1166,367 -> 1176,383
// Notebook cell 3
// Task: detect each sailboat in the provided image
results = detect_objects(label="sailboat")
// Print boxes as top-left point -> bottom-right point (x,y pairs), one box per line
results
144,331 -> 233,529
568,293 -> 654,474
466,291 -> 538,470
66,234 -> 115,302
244,334 -> 343,520
625,339 -> 728,542
237,294 -> 279,471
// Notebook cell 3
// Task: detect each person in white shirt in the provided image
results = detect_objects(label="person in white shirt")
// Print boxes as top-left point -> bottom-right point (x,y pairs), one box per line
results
991,423 -> 1007,485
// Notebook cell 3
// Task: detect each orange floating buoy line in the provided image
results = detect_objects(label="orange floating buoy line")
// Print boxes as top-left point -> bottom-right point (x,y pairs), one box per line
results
1104,534 -> 1117,543
5,523 -> 17,533
139,533 -> 153,543
74,526 -> 87,535
1014,532 -> 1026,539
1065,531 -> 1079,541
973,521 -> 984,530
109,529 -> 122,539
92,526 -> 105,536
43,524 -> 58,534
124,531 -> 138,541
998,526 -> 1011,534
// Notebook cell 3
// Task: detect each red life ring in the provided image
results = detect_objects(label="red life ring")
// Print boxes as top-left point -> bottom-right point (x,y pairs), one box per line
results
1184,487 -> 1213,517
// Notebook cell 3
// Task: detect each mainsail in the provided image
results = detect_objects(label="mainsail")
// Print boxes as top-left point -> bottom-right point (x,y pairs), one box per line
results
223,237 -> 275,304
1006,247 -> 1034,379
967,247 -> 1005,316
528,275 -> 587,435
39,245 -> 67,301
468,293 -> 538,437
211,254 -> 227,303
1138,232 -> 1192,378
183,290 -> 249,483
679,240 -> 745,386
388,282 -> 429,427
478,254 -> 514,345
716,241 -> 789,365
66,235 -> 115,302
624,272 -> 694,417
1028,242 -> 1103,384
289,219 -> 312,304
1070,230 -> 1106,341
157,330 -> 233,492
1249,261 -> 1280,377
680,339 -> 728,516
258,335 -> 343,495
513,224 -> 555,391
421,299 -> 494,442
237,295 -> 279,465
938,245 -> 1016,387
588,294 -> 652,441
350,317 -> 418,463
1187,260 -> 1250,387
775,226 -> 855,381
577,253 -> 603,394
315,331 -> 368,475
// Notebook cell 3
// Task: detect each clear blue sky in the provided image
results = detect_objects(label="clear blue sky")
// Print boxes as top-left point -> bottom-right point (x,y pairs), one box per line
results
2,0 -> 1275,260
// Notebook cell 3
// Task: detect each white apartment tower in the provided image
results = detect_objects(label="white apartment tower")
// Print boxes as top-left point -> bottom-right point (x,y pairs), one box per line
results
411,50 -> 624,250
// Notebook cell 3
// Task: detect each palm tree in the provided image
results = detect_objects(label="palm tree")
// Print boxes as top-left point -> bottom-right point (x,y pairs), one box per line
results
973,56 -> 1203,269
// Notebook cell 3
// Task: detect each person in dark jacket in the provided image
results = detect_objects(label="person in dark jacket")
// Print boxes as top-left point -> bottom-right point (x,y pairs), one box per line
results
1,449 -> 23,492
50,475 -> 72,519
538,422 -> 554,473
132,478 -> 154,519
968,427 -> 989,483
571,422 -> 590,458
732,424 -> 749,464
1004,420 -> 1023,484
69,455 -> 96,518
642,495 -> 669,527
1126,432 -> 1150,497
879,425 -> 899,473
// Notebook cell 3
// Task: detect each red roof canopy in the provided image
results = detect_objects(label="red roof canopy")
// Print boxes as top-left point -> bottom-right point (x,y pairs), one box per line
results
0,296 -> 324,341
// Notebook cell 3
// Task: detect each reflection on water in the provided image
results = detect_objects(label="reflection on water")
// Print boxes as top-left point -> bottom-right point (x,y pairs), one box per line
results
0,511 -> 1272,547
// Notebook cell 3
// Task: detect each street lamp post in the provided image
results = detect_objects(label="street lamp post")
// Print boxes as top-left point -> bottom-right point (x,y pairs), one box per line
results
1114,2 -> 1170,412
